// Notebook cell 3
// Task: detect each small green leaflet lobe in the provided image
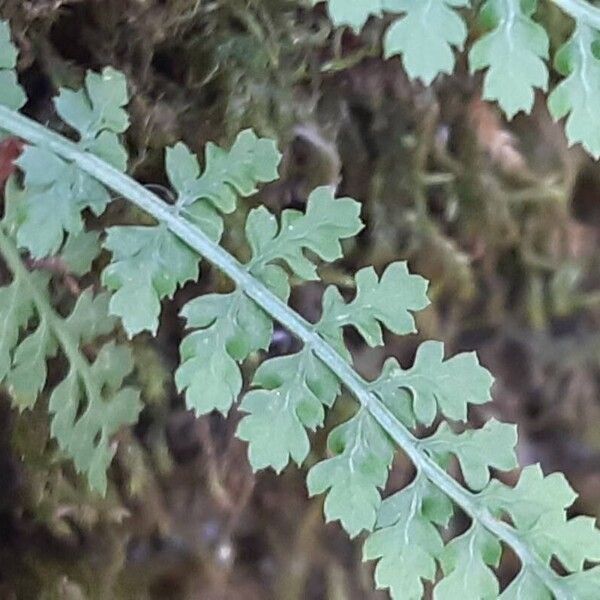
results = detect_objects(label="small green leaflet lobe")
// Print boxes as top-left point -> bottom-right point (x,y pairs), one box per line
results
363,476 -> 452,599
50,341 -> 141,494
8,319 -> 56,410
481,463 -> 600,591
0,277 -> 33,382
564,567 -> 600,600
102,224 -> 199,336
246,186 -> 363,280
55,67 -> 129,169
423,419 -> 518,490
166,130 -> 281,214
373,340 -> 494,426
318,262 -> 429,351
526,511 -> 600,572
469,0 -> 549,118
481,463 -> 577,529
307,410 -> 394,537
176,291 -> 272,416
434,524 -> 502,599
237,349 -> 340,472
384,0 -> 469,84
499,570 -> 550,600
15,147 -> 110,258
0,20 -> 26,110
549,24 -> 600,159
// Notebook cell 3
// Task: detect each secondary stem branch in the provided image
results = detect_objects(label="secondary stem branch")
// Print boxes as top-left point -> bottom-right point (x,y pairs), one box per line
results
551,0 -> 600,30
0,105 -> 569,598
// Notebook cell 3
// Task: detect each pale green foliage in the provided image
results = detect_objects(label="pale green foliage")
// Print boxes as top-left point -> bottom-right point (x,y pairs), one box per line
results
435,524 -> 502,598
313,0 -> 600,158
103,224 -> 199,336
12,65 -> 127,259
176,186 -> 361,417
311,0 -> 383,32
318,262 -> 429,351
166,131 -> 281,215
314,0 -> 469,84
372,340 -> 494,426
48,295 -> 141,494
103,131 -> 281,337
0,263 -> 141,493
14,147 -> 110,257
307,409 -> 395,537
549,24 -> 600,159
481,464 -> 600,596
2,16 -> 600,600
237,348 -> 339,471
423,419 -> 518,490
246,186 -> 363,281
55,67 -> 129,169
0,21 -> 26,110
176,291 -> 269,415
469,0 -> 549,118
363,475 -> 453,599
384,0 -> 469,85
60,230 -> 101,276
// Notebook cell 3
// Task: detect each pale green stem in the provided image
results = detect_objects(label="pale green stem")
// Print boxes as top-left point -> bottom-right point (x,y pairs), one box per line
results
0,226 -> 99,403
0,105 -> 570,598
551,0 -> 600,30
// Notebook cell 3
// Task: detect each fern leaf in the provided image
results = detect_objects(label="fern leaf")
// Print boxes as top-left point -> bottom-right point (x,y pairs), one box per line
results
480,463 -> 577,529
246,186 -> 363,281
2,18 -> 600,594
0,21 -> 25,110
421,419 -> 518,490
167,130 -> 281,213
317,262 -> 429,353
60,230 -> 101,276
469,0 -> 549,118
103,131 -> 281,337
0,229 -> 141,492
482,463 -> 600,592
548,23 -> 600,159
499,570 -> 550,600
434,523 -> 502,598
307,409 -> 395,537
363,475 -> 452,599
0,276 -> 33,380
14,147 -> 110,257
564,567 -> 600,600
55,67 -> 129,169
49,341 -> 141,494
8,317 -> 56,409
384,0 -> 469,84
102,224 -> 199,336
237,348 -> 340,471
175,291 -> 270,415
372,341 -> 494,426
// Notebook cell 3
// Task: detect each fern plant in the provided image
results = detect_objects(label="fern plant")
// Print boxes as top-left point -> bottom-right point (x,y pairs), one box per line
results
312,0 -> 600,159
1,18 -> 600,599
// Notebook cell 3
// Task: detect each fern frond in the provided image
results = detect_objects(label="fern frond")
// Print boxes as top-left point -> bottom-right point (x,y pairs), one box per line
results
0,229 -> 141,493
2,17 -> 600,599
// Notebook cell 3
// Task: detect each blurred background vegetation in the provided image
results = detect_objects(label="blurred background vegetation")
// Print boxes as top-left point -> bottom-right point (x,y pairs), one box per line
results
1,0 -> 600,598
